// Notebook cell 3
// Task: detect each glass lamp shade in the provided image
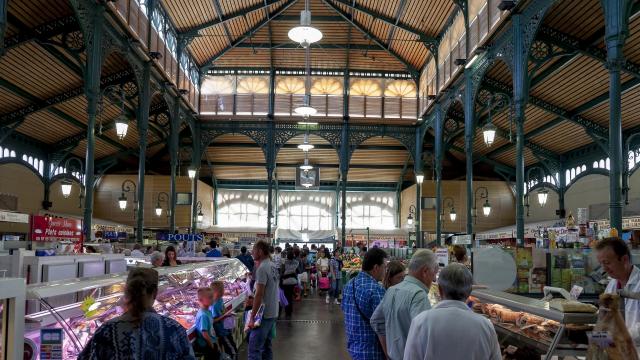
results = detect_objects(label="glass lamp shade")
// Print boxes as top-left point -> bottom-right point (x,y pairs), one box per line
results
537,188 -> 549,206
416,174 -> 424,184
449,209 -> 457,222
302,182 -> 313,188
294,105 -> 317,117
118,194 -> 127,211
155,206 -> 163,217
187,168 -> 196,180
300,163 -> 313,170
61,181 -> 72,198
482,200 -> 491,217
407,214 -> 414,226
482,122 -> 497,146
197,211 -> 204,223
115,116 -> 129,140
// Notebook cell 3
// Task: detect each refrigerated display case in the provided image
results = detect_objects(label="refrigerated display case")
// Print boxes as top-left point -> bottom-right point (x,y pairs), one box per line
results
1,278 -> 26,360
470,289 -> 597,359
24,258 -> 249,359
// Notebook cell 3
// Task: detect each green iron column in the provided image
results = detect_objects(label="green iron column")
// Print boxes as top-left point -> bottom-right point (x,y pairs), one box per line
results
136,62 -> 151,242
512,14 -> 528,246
190,126 -> 201,234
463,69 -> 474,236
340,122 -> 349,248
558,161 -> 566,218
434,105 -> 444,246
82,5 -> 106,242
414,130 -> 424,247
0,0 -> 6,55
603,0 -> 632,232
266,70 -> 276,239
169,103 -> 179,233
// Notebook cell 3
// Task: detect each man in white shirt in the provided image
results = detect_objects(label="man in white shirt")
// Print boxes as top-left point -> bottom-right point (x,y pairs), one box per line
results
596,237 -> 640,345
130,243 -> 145,257
403,263 -> 501,360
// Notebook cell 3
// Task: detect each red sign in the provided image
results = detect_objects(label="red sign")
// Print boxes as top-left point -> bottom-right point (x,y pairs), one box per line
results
31,215 -> 83,242
256,233 -> 273,239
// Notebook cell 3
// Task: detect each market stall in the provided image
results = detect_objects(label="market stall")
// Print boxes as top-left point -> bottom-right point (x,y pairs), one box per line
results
22,258 -> 249,359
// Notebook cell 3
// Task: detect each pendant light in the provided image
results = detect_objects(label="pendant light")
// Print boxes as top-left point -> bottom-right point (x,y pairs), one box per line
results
297,132 -> 314,151
288,0 -> 322,48
537,187 -> 549,207
61,179 -> 73,198
483,97 -> 496,146
482,199 -> 492,217
300,152 -> 313,170
294,42 -> 316,117
114,114 -> 129,140
449,208 -> 457,222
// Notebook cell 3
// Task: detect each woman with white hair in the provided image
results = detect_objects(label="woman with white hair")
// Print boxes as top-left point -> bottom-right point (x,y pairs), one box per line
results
150,251 -> 164,268
403,263 -> 501,360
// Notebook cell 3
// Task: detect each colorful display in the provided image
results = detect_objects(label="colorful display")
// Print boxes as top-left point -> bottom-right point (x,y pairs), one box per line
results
23,259 -> 248,359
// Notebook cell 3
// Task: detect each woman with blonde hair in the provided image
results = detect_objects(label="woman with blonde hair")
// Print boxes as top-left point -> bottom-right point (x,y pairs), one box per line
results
383,260 -> 406,289
79,268 -> 195,359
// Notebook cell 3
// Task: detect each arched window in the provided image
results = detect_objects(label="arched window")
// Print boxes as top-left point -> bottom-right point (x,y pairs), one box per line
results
606,158 -> 611,170
10,150 -> 16,157
346,192 -> 396,230
599,159 -> 605,168
593,161 -> 599,168
581,165 -> 586,172
571,168 -> 576,181
28,156 -> 33,167
3,148 -> 8,157
565,170 -> 570,184
38,160 -> 44,175
22,154 -> 27,162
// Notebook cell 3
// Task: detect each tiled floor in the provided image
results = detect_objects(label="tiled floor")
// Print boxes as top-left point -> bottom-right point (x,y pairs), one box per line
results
238,295 -> 351,359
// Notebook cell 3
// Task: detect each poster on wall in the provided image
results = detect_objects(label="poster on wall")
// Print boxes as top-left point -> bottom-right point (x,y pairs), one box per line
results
30,215 -> 83,242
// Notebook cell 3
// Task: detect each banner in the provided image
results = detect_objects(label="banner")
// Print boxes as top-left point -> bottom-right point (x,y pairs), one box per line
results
31,215 -> 83,242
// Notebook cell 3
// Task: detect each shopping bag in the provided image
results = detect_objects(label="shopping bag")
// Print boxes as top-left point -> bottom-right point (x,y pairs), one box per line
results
298,272 -> 308,283
318,276 -> 330,290
279,288 -> 289,307
223,313 -> 237,330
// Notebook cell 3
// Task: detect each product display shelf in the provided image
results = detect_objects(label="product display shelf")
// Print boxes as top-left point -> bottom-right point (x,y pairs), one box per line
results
23,258 -> 249,359
471,289 -> 596,359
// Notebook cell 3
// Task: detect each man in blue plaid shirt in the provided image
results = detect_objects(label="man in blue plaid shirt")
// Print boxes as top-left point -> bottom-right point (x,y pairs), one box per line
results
342,248 -> 388,360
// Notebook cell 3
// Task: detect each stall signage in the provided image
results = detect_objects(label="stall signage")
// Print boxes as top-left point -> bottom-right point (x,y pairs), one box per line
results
158,233 -> 204,242
39,328 -> 63,359
451,234 -> 472,245
0,210 -> 29,223
31,215 -> 83,242
256,233 -> 273,239
436,247 -> 449,267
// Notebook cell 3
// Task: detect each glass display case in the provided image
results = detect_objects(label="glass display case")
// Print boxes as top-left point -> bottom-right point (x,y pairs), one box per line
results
470,289 -> 596,360
23,258 -> 249,359
1,278 -> 26,360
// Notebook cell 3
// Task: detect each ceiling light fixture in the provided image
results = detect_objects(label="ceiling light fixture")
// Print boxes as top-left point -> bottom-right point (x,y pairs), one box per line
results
293,22 -> 317,119
288,0 -> 322,48
300,152 -> 314,170
298,132 -> 314,151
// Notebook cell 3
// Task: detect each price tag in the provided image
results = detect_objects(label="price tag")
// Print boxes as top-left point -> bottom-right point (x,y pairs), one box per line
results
504,345 -> 518,354
570,285 -> 584,300
588,331 -> 614,348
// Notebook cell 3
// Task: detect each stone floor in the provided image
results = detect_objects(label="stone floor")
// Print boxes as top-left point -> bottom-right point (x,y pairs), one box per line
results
238,295 -> 351,360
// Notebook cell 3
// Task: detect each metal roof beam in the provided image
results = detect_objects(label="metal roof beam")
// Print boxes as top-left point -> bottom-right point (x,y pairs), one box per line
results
0,69 -> 134,128
211,0 -> 235,46
212,179 -> 400,191
202,161 -> 408,170
180,0 -> 283,36
199,0 -> 298,71
206,142 -> 408,151
4,15 -> 78,51
537,25 -> 640,79
235,43 -> 378,50
387,0 -> 407,49
328,0 -> 435,42
321,0 -> 419,78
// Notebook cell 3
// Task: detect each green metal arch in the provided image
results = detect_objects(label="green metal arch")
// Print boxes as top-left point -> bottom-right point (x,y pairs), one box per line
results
0,158 -> 44,183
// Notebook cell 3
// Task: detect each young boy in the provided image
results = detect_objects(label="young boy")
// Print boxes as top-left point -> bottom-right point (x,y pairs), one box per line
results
195,287 -> 220,360
210,281 -> 238,359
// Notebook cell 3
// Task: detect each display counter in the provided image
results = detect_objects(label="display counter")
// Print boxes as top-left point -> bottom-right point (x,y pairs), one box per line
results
23,258 -> 249,359
471,288 -> 596,359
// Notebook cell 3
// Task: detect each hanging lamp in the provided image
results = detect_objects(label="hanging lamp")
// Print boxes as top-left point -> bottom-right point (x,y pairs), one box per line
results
288,0 -> 322,48
297,132 -> 314,151
294,40 -> 317,117
300,152 -> 313,170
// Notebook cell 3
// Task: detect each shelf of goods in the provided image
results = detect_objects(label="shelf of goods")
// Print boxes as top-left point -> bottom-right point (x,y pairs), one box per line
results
22,258 -> 249,359
470,289 -> 596,359
0,278 -> 26,360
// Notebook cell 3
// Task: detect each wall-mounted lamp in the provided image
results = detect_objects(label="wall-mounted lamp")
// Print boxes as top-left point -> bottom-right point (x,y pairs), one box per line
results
155,192 -> 169,217
407,204 -> 416,226
118,179 -> 137,211
196,201 -> 204,223
473,187 -> 491,223
442,197 -> 457,222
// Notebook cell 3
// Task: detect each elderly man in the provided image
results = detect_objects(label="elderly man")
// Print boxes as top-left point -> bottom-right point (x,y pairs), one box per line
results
150,251 -> 164,268
404,263 -> 501,360
370,249 -> 438,360
596,237 -> 640,345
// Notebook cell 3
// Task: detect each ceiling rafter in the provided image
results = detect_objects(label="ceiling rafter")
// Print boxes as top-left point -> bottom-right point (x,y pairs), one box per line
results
387,0 -> 407,49
200,161 -> 408,170
211,0 -> 235,46
5,15 -> 78,51
236,43 -> 381,50
328,0 -> 435,42
199,0 -> 299,72
0,69 -> 134,128
321,0 -> 419,78
179,0 -> 283,36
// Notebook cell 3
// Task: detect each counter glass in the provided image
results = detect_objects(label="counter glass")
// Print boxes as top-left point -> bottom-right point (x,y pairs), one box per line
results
24,258 -> 249,359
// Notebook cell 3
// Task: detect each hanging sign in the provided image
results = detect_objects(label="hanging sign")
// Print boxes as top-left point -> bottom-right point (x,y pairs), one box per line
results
156,232 -> 204,242
30,215 -> 83,242
436,247 -> 449,267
